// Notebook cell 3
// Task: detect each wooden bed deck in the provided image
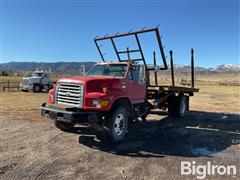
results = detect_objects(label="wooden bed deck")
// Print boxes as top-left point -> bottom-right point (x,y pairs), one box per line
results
147,85 -> 199,93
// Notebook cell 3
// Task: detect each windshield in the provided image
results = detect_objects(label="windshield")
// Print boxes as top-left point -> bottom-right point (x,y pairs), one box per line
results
32,72 -> 43,77
87,64 -> 128,77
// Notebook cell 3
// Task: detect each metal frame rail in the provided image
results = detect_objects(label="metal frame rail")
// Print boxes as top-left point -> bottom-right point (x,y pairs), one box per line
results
94,27 -> 168,71
94,27 -> 195,89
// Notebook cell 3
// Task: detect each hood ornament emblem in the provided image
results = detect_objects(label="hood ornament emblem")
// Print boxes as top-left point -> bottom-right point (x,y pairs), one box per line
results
66,92 -> 71,97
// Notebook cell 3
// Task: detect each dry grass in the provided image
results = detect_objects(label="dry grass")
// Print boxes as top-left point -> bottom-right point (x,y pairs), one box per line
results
151,71 -> 240,86
0,91 -> 47,112
0,73 -> 239,114
0,76 -> 22,84
0,76 -> 59,83
148,72 -> 240,113
190,85 -> 240,113
0,84 -> 239,114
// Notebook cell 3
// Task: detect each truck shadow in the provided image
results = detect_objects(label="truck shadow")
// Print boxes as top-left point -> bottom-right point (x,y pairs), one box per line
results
72,111 -> 240,158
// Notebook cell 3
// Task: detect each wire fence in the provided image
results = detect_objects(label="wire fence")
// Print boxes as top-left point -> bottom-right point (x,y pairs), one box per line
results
0,80 -> 21,91
0,79 -> 238,93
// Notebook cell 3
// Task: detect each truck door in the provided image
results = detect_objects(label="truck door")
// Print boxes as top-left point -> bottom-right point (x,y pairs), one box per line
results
41,73 -> 49,85
127,65 -> 146,103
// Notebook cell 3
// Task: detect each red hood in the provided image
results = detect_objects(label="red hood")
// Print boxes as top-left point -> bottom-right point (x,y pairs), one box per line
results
57,76 -> 122,84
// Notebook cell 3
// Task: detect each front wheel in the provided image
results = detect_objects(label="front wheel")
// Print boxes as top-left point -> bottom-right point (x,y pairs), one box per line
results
54,121 -> 74,131
104,106 -> 128,143
33,84 -> 41,93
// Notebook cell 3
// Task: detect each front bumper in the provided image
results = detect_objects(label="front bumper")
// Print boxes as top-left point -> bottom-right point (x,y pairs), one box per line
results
40,103 -> 101,124
20,84 -> 33,91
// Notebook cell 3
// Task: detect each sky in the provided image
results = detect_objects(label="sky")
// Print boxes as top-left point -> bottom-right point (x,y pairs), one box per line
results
1,0 -> 239,67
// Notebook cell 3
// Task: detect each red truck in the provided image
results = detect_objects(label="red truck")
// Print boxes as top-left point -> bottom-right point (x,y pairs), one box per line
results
40,28 -> 199,143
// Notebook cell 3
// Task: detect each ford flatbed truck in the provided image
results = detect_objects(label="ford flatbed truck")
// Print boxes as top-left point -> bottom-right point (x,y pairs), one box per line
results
40,27 -> 199,143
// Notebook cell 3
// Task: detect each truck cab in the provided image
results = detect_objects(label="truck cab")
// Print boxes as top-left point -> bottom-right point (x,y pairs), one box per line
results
20,70 -> 51,92
41,62 -> 149,142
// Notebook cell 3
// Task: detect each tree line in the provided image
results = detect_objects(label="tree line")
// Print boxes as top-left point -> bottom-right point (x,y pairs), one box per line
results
0,69 -> 16,76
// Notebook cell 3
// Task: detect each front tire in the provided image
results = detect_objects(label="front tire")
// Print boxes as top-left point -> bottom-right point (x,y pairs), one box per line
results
54,121 -> 74,131
33,84 -> 41,93
104,106 -> 128,143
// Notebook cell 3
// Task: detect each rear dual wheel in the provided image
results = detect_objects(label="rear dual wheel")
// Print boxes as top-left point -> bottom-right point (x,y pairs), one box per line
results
168,96 -> 187,117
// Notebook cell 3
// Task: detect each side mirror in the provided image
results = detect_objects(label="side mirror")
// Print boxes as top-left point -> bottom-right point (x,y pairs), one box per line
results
154,66 -> 160,72
138,66 -> 146,82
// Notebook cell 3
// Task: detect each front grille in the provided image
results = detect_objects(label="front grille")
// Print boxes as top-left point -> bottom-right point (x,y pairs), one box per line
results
22,79 -> 29,85
56,83 -> 84,107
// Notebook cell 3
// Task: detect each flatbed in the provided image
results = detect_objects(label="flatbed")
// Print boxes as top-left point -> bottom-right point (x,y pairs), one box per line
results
94,27 -> 199,117
147,85 -> 199,94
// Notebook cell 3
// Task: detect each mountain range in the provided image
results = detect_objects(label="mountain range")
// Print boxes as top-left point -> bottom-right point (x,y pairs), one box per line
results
0,61 -> 239,76
0,61 -> 96,76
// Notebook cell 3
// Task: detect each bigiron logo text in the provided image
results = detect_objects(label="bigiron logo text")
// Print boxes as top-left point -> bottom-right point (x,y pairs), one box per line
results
181,161 -> 238,179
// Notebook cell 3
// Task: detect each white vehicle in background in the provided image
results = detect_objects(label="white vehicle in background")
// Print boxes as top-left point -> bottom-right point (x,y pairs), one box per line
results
20,70 -> 52,93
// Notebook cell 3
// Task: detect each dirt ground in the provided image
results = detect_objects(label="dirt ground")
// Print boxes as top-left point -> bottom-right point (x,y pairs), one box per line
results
0,89 -> 240,179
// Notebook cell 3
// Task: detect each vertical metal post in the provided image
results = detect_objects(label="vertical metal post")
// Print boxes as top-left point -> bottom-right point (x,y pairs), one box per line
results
135,34 -> 147,68
155,28 -> 167,69
49,67 -> 51,83
110,38 -> 121,61
191,48 -> 194,88
153,51 -> 158,85
169,50 -> 175,86
127,47 -> 130,60
80,65 -> 85,76
94,40 -> 105,62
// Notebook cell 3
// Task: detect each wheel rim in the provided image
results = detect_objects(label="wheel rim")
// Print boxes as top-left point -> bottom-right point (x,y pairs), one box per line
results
180,99 -> 186,115
114,113 -> 126,136
35,86 -> 40,92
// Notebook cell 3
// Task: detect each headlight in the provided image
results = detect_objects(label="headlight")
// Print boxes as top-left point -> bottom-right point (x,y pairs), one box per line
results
92,99 -> 100,106
92,99 -> 109,108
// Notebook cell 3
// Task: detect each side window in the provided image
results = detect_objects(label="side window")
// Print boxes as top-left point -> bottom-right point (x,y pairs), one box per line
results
128,66 -> 139,81
128,69 -> 133,80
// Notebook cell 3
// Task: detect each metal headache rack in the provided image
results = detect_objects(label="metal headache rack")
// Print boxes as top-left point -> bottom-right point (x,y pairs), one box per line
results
94,27 -> 168,71
94,27 -> 197,91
